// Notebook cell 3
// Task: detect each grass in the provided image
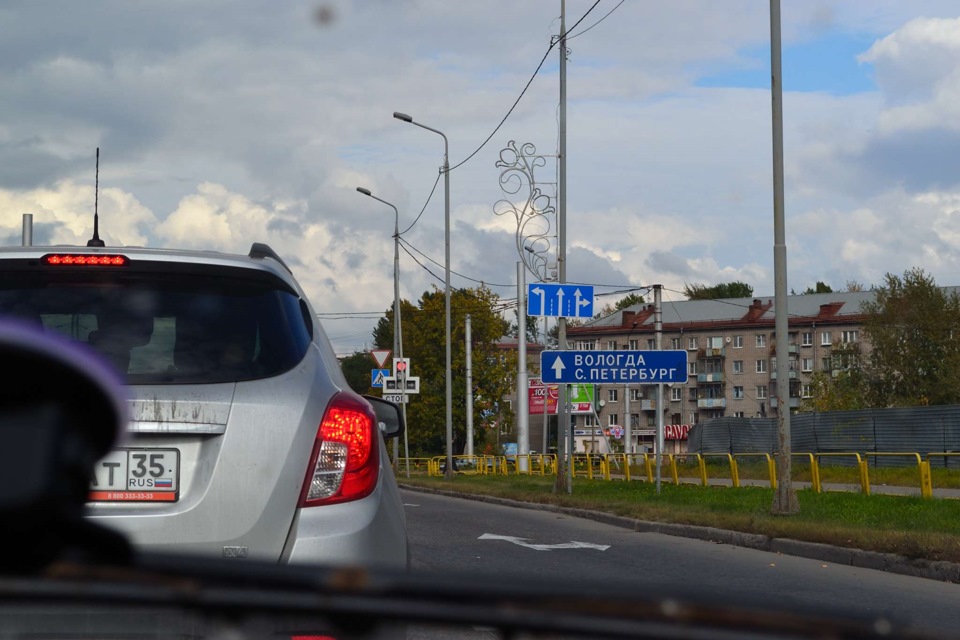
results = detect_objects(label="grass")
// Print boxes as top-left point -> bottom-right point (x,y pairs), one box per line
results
400,474 -> 960,563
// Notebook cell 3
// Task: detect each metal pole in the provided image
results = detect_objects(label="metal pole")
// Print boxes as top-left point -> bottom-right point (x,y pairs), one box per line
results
392,113 -> 454,478
556,0 -> 572,494
770,0 -> 798,514
465,314 -> 474,457
517,263 -> 529,471
21,214 -> 33,247
624,382 -> 631,455
542,315 -> 549,455
655,285 -> 663,494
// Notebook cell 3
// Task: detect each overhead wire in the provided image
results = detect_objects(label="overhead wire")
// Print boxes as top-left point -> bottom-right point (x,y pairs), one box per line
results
565,0 -> 624,40
447,0 -> 602,172
400,172 -> 441,236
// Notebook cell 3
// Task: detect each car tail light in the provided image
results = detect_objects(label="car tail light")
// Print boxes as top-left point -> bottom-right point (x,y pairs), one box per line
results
42,253 -> 129,266
298,391 -> 380,507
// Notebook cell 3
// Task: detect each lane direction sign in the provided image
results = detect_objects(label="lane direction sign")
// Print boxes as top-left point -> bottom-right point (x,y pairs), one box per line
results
527,284 -> 594,318
540,350 -> 688,384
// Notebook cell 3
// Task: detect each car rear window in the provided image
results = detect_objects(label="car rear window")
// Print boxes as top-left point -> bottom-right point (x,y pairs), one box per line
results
0,260 -> 312,384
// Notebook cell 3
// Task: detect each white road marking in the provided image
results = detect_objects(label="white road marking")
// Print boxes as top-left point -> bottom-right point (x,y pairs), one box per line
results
478,533 -> 609,551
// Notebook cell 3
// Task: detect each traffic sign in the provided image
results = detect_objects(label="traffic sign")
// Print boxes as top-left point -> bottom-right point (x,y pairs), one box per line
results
383,393 -> 408,404
371,368 -> 389,388
527,283 -> 594,318
383,376 -> 420,394
370,349 -> 392,368
540,350 -> 688,384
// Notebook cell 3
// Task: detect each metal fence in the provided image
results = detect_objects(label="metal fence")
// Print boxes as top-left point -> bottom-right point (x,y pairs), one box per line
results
689,405 -> 960,467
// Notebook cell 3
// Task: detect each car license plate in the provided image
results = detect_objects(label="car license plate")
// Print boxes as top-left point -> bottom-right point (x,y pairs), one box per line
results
89,448 -> 180,502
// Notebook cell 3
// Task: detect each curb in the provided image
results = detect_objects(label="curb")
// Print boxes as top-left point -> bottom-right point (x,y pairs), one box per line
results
400,483 -> 960,584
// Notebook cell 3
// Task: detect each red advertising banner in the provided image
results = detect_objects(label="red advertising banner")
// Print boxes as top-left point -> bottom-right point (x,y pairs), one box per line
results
664,424 -> 691,440
528,378 -> 559,415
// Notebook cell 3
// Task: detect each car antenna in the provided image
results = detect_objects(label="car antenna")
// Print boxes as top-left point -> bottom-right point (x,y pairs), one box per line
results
86,147 -> 105,247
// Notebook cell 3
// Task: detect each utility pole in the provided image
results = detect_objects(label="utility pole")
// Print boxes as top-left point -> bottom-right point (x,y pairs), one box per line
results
465,314 -> 474,457
770,0 -> 799,514
554,0 -> 571,494
517,263 -> 530,471
654,285 -> 663,494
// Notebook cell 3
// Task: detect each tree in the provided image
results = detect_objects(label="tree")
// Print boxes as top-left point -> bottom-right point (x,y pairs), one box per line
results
845,280 -> 865,292
684,281 -> 753,300
384,286 -> 517,456
861,268 -> 960,407
800,342 -> 869,412
802,281 -> 833,294
372,300 -> 418,350
340,351 -> 377,395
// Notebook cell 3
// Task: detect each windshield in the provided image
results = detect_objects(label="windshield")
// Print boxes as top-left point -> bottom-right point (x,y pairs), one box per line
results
5,2 -> 960,639
0,263 -> 311,384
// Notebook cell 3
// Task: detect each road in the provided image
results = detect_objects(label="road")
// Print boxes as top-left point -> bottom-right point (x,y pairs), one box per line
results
402,488 -> 960,636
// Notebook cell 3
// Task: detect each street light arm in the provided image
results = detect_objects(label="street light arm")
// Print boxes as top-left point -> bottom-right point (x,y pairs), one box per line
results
356,187 -> 399,226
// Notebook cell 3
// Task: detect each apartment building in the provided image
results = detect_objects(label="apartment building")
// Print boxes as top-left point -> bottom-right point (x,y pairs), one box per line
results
564,291 -> 877,454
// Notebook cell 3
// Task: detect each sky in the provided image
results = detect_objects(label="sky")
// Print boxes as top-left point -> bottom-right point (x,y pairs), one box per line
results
4,1 -> 960,354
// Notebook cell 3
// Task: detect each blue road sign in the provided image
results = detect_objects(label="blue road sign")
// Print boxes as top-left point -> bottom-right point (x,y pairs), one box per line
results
371,368 -> 390,388
540,350 -> 688,384
527,283 -> 594,318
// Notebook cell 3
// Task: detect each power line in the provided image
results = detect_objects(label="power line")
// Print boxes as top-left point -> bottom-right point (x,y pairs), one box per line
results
398,237 -> 514,288
565,0 -> 624,40
400,172 -> 441,236
448,0 -> 602,172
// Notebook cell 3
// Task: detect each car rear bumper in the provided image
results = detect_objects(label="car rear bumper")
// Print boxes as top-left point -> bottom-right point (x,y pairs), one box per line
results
280,476 -> 409,570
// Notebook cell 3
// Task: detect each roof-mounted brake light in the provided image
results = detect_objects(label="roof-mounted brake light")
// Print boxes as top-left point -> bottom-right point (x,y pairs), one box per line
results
42,254 -> 129,267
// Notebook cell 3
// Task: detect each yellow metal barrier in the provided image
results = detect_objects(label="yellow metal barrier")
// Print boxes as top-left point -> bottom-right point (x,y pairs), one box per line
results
700,453 -> 736,487
814,453 -> 868,495
731,453 -> 776,489
791,453 -> 821,493
863,453 -> 931,499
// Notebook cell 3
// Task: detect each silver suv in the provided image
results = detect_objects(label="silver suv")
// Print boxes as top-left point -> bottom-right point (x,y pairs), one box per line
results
0,242 -> 408,568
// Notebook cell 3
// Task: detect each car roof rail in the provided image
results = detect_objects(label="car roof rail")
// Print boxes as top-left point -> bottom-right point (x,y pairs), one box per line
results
248,242 -> 292,274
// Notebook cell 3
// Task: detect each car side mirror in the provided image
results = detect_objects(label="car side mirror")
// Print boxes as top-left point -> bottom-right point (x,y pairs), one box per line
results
364,395 -> 405,439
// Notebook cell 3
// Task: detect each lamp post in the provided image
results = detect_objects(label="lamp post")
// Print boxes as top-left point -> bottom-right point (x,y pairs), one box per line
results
393,111 -> 454,478
356,187 -> 409,476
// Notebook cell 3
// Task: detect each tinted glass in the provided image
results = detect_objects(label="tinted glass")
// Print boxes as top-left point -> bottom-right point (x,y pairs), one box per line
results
0,264 -> 311,384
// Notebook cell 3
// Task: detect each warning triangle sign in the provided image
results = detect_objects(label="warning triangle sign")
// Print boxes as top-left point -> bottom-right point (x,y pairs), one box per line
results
370,349 -> 392,368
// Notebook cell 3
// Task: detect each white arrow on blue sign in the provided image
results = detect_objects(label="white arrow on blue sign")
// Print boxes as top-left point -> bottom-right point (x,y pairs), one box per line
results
540,350 -> 688,384
527,283 -> 594,318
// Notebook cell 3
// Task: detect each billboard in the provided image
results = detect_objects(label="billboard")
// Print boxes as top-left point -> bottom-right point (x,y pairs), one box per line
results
528,379 -> 595,415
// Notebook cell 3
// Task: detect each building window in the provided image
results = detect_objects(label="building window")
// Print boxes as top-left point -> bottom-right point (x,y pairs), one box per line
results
802,332 -> 813,346
671,387 -> 682,401
607,340 -> 618,350
608,389 -> 618,403
584,414 -> 599,427
821,331 -> 832,346
733,386 -> 744,399
734,411 -> 745,418
630,388 -> 642,401
802,358 -> 813,372
733,335 -> 743,348
707,336 -> 723,349
670,337 -> 681,350
576,340 -> 596,350
756,359 -> 767,373
688,361 -> 698,375
821,357 -> 832,371
802,384 -> 813,398
628,339 -> 639,350
756,386 -> 767,399
688,388 -> 698,401
732,360 -> 743,374
842,330 -> 858,343
688,337 -> 699,350
608,414 -> 619,427
756,334 -> 766,348
646,338 -> 655,349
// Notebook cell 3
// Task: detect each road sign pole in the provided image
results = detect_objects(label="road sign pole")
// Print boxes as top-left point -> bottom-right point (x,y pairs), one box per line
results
655,285 -> 663,495
517,263 -> 529,471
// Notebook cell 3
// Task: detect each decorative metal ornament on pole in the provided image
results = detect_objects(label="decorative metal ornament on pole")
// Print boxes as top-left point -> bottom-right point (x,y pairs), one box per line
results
392,112 -> 454,479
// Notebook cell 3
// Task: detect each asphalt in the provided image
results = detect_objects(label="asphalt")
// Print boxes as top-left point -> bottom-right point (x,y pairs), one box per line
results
400,482 -> 960,584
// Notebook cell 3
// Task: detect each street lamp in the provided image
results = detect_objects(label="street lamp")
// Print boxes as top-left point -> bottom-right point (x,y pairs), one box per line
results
356,186 -> 409,475
393,111 -> 454,479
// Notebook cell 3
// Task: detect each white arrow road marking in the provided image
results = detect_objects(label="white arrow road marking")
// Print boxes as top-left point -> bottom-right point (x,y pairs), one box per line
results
478,533 -> 609,551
